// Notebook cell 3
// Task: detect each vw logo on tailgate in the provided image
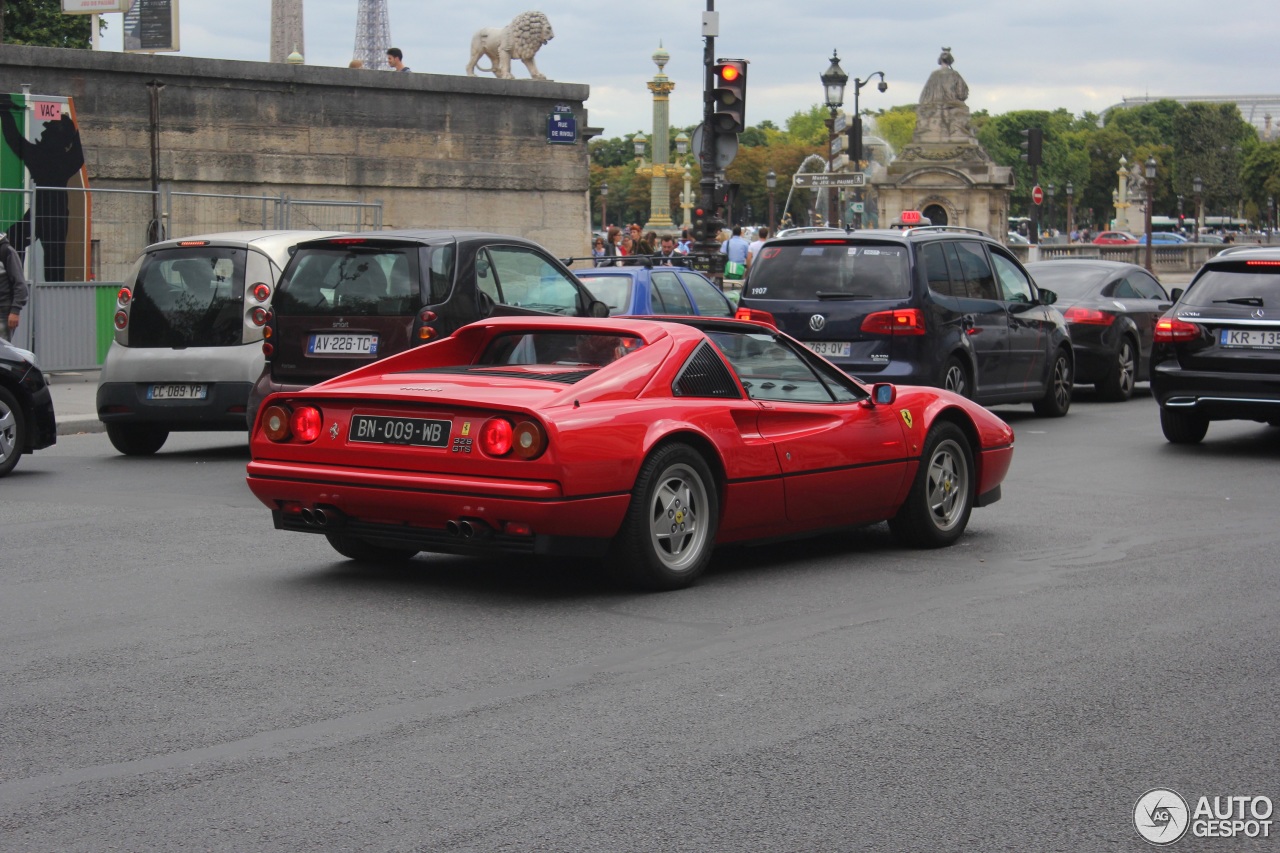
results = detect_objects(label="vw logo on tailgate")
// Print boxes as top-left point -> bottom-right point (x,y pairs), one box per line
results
809,314 -> 827,332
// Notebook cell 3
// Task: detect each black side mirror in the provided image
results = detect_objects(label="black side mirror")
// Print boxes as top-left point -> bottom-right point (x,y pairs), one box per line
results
588,299 -> 610,318
1038,288 -> 1058,306
1170,287 -> 1184,302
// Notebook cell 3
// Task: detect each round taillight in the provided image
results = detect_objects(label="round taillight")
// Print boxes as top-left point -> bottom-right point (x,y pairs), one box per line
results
290,406 -> 322,443
114,310 -> 128,330
117,287 -> 132,306
252,282 -> 271,302
512,420 -> 546,459
418,326 -> 437,341
479,418 -> 513,456
251,306 -> 269,326
262,341 -> 274,357
263,405 -> 290,441
419,309 -> 437,322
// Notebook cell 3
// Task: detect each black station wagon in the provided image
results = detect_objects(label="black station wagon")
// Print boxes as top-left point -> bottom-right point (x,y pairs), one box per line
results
735,225 -> 1074,416
249,230 -> 607,424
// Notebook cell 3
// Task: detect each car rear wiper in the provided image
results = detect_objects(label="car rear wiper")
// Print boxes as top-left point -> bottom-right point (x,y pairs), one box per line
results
815,292 -> 873,300
1212,297 -> 1265,306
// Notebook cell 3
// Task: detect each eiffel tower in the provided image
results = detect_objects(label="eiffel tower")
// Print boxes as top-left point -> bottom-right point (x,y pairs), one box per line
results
353,0 -> 393,70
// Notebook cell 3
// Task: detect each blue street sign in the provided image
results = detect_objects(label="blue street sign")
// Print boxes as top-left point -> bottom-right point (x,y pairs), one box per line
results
547,111 -> 577,145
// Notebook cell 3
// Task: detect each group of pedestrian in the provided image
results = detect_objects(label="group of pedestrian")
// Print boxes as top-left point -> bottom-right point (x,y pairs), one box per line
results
594,223 -> 689,267
346,49 -> 412,72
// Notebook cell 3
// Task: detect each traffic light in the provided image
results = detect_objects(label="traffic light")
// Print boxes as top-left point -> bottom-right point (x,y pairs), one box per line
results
848,115 -> 864,165
692,206 -> 708,242
712,58 -> 748,135
1020,128 -> 1043,167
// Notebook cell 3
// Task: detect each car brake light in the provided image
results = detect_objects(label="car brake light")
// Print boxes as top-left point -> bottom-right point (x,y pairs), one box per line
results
250,307 -> 269,326
117,287 -> 131,306
329,238 -> 367,245
289,406 -> 322,442
861,308 -> 926,335
480,418 -> 514,456
1063,307 -> 1116,325
263,405 -> 291,441
114,309 -> 129,330
177,240 -> 210,247
735,306 -> 776,327
512,420 -> 547,459
1154,317 -> 1200,343
417,309 -> 438,341
811,239 -> 847,245
1246,260 -> 1280,266
252,282 -> 271,301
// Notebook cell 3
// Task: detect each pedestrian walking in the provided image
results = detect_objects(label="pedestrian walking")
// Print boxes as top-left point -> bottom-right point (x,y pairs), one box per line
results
386,48 -> 411,72
0,233 -> 29,342
723,226 -> 750,283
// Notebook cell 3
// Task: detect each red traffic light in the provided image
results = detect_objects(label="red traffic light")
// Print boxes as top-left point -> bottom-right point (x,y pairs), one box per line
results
694,208 -> 705,217
717,64 -> 740,82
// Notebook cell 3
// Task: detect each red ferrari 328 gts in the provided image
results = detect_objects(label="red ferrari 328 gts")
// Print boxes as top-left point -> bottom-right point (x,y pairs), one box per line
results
246,316 -> 1014,590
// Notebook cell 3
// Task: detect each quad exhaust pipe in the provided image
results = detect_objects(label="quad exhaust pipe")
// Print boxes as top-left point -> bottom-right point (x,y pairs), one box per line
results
445,517 -> 491,539
298,506 -> 339,528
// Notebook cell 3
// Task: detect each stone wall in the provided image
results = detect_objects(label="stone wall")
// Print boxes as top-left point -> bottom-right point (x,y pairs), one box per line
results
0,44 -> 592,259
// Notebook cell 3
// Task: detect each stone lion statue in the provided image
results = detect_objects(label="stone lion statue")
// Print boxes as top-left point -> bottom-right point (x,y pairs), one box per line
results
466,10 -> 554,80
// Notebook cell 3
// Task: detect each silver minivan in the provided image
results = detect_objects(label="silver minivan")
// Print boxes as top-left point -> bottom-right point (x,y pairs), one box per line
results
97,230 -> 340,455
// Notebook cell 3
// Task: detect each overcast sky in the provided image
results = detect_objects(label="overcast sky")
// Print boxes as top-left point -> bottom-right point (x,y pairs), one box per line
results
96,0 -> 1280,141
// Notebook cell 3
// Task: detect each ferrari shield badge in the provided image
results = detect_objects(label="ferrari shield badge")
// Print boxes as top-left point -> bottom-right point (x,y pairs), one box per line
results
899,409 -> 913,428
461,422 -> 471,436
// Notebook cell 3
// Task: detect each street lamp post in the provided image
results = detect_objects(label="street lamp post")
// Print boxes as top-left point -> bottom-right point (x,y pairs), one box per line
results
1047,184 -> 1056,236
599,181 -> 608,232
819,50 -> 848,229
1065,182 -> 1074,241
766,169 -> 777,234
1268,195 -> 1276,243
849,70 -> 887,229
1144,156 -> 1156,272
1194,175 -> 1204,241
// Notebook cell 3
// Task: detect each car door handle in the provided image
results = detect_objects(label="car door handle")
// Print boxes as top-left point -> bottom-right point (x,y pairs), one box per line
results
1158,303 -> 1172,310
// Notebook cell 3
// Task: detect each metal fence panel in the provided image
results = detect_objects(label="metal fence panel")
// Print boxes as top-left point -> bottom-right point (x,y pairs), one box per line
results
166,190 -> 281,236
283,198 -> 382,232
21,281 -> 119,371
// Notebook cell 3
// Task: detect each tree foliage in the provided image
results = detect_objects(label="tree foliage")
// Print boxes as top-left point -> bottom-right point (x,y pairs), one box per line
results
3,0 -> 101,48
588,95 -> 1279,232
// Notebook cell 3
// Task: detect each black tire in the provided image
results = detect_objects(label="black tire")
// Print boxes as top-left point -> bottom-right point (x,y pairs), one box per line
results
1032,349 -> 1072,417
941,356 -> 971,399
889,422 -> 974,548
0,386 -> 26,478
1160,407 -> 1209,444
1098,337 -> 1137,402
106,423 -> 169,456
324,532 -> 419,562
611,442 -> 719,591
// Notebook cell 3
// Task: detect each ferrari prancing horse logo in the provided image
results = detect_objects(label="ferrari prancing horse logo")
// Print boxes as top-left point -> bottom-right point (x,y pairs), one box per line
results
899,409 -> 913,428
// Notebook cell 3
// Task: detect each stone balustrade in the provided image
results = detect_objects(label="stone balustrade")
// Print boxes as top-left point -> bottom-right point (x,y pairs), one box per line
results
1006,242 -> 1248,272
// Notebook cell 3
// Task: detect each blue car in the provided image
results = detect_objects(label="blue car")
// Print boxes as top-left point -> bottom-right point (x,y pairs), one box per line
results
1136,232 -> 1188,245
575,260 -> 735,318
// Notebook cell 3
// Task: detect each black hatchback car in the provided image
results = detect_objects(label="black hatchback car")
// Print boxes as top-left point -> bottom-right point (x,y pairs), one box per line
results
1151,246 -> 1280,443
249,230 -> 607,425
0,339 -> 57,477
1024,259 -> 1172,401
736,226 -> 1073,416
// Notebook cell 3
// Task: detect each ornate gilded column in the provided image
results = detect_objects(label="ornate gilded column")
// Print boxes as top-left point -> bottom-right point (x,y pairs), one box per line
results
639,45 -> 679,232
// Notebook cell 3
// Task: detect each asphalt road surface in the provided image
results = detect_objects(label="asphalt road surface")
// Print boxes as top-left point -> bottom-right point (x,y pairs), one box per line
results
3,388 -> 1277,852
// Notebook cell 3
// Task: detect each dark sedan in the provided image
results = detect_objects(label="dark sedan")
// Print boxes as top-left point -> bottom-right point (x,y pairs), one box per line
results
1025,259 -> 1172,401
1151,246 -> 1280,443
0,340 -> 57,476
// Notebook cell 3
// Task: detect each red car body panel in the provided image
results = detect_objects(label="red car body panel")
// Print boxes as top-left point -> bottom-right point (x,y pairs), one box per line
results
246,316 -> 1014,557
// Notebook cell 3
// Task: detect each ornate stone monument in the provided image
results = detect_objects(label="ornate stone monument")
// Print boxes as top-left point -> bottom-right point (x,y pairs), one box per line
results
872,49 -> 1012,238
